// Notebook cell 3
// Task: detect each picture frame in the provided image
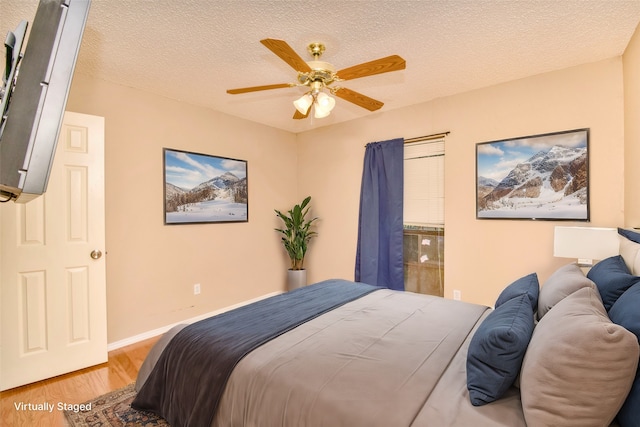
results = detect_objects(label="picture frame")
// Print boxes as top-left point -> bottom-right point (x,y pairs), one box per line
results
163,148 -> 248,224
476,128 -> 589,221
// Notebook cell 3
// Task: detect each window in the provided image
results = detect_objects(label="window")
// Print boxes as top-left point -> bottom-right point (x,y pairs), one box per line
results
403,137 -> 445,296
404,139 -> 444,227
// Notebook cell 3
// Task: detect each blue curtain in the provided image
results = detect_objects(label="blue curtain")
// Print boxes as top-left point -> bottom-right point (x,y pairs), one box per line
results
355,138 -> 404,290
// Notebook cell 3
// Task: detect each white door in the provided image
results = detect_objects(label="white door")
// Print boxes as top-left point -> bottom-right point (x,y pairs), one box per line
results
0,111 -> 106,391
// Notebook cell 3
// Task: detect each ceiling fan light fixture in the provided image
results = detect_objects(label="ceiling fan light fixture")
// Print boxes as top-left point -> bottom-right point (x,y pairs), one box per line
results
314,108 -> 330,119
314,92 -> 336,118
314,104 -> 332,118
315,92 -> 335,109
227,39 -> 406,121
293,93 -> 313,114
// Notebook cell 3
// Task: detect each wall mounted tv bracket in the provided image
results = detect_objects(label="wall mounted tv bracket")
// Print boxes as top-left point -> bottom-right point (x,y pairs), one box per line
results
0,21 -> 27,139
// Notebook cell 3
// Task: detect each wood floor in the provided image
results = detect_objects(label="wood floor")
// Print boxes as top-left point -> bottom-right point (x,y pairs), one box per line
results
0,335 -> 160,427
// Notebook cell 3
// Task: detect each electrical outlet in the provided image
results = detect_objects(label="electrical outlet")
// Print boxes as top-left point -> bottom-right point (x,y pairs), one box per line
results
453,290 -> 461,301
194,283 -> 201,295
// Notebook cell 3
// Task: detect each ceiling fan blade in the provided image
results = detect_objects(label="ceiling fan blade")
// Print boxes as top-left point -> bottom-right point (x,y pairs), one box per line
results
293,108 -> 309,120
336,55 -> 406,81
227,83 -> 292,94
334,87 -> 384,111
293,102 -> 311,119
260,38 -> 312,73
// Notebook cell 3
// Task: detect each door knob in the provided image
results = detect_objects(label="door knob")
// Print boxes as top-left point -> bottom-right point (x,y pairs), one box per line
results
90,250 -> 103,260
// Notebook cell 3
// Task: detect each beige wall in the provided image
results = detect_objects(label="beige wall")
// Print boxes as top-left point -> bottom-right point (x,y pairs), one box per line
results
59,54 -> 632,341
624,23 -> 640,227
298,58 -> 626,307
66,75 -> 298,343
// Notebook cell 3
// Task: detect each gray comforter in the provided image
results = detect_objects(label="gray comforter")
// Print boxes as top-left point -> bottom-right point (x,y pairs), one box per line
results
133,281 -> 378,426
138,287 -> 528,426
214,289 -> 526,426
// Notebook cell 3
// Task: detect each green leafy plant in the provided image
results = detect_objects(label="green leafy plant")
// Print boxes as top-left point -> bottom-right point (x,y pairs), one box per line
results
275,196 -> 318,270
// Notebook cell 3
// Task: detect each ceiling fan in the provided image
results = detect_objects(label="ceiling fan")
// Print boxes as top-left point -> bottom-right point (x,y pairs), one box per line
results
226,39 -> 406,120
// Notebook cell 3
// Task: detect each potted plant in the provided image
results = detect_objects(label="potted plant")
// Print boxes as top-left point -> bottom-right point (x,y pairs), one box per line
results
275,196 -> 318,290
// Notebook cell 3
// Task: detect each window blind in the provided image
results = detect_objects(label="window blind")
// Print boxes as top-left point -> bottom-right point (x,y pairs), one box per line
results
404,139 -> 445,226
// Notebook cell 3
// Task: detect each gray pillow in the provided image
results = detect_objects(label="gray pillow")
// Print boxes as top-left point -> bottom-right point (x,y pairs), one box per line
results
619,234 -> 640,276
537,263 -> 597,320
520,287 -> 639,427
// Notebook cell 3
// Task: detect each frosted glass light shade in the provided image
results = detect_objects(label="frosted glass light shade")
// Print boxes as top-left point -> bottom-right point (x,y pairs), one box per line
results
315,92 -> 335,109
314,92 -> 335,118
293,94 -> 313,114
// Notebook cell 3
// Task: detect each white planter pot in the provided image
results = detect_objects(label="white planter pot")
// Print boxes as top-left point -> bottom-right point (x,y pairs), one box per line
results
287,269 -> 307,291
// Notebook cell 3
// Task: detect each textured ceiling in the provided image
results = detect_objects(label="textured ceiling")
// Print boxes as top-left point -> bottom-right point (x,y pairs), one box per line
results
3,0 -> 640,133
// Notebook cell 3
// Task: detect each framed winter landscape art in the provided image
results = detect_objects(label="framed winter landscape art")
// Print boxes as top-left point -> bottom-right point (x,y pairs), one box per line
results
476,128 -> 589,220
163,148 -> 248,224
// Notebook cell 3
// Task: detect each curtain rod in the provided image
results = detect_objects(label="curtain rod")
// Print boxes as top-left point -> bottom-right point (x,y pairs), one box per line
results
404,131 -> 450,144
364,132 -> 450,147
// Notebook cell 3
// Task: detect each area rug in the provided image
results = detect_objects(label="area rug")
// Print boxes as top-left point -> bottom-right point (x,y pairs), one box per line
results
64,383 -> 170,426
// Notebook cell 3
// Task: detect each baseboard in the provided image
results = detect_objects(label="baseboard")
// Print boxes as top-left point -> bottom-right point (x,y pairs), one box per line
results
107,291 -> 282,352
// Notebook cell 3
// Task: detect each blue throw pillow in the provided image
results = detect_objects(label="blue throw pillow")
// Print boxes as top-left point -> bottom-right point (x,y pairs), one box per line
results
616,371 -> 640,427
619,228 -> 640,244
467,294 -> 535,406
494,273 -> 539,310
609,283 -> 640,427
610,282 -> 640,340
587,256 -> 640,311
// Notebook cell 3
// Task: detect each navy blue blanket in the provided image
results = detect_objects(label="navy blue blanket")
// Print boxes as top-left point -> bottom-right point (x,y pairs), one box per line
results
132,280 -> 380,427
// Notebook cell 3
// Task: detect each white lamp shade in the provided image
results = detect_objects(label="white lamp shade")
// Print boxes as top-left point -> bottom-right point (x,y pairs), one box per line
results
293,94 -> 313,114
553,226 -> 619,261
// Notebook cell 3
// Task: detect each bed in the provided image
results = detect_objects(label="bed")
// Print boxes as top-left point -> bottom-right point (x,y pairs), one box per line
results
132,228 -> 640,427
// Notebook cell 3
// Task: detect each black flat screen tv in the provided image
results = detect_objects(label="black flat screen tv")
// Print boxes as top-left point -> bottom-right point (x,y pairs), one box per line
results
0,0 -> 91,203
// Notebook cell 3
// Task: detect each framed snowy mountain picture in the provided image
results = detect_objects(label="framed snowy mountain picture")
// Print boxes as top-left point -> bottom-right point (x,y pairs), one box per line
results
476,128 -> 589,221
163,148 -> 248,224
